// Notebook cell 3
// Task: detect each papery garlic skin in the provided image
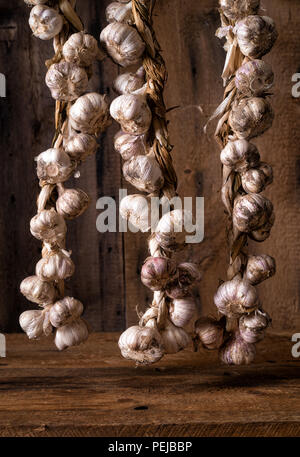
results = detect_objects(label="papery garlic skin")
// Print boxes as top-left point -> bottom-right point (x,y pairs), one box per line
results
219,331 -> 256,365
50,297 -> 84,328
62,32 -> 102,67
30,208 -> 67,246
45,62 -> 88,102
235,15 -> 278,59
69,92 -> 111,135
118,325 -> 164,365
229,97 -> 274,140
214,276 -> 259,317
19,310 -> 46,339
123,155 -> 164,193
113,71 -> 145,95
245,254 -> 276,285
239,309 -> 270,343
119,194 -> 151,232
168,296 -> 196,328
100,22 -> 145,67
235,59 -> 274,96
155,209 -> 192,252
250,212 -> 275,242
36,148 -> 74,184
233,193 -> 273,233
194,316 -> 225,350
166,263 -> 201,299
110,94 -> 152,135
29,5 -> 63,40
241,162 -> 273,194
56,188 -> 90,219
141,257 -> 177,291
64,132 -> 98,161
220,139 -> 260,173
55,318 -> 89,350
20,275 -> 56,305
25,0 -> 48,5
219,0 -> 260,21
36,249 -> 75,281
106,2 -> 134,25
159,320 -> 191,354
114,130 -> 148,160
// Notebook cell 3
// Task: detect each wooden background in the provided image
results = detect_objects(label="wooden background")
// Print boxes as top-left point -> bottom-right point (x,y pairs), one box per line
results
0,0 -> 299,333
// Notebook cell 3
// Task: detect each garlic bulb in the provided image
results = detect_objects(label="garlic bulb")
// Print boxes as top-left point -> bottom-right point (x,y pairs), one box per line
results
45,62 -> 88,102
62,32 -> 102,67
235,15 -> 278,59
159,320 -> 191,354
30,208 -> 67,245
20,275 -> 56,305
250,212 -> 275,242
29,5 -> 63,40
155,209 -> 192,252
219,331 -> 256,365
233,193 -> 273,233
106,1 -> 134,25
241,162 -> 273,193
235,59 -> 274,96
123,155 -> 164,193
69,92 -> 111,134
110,94 -> 152,135
118,325 -> 164,365
25,0 -> 48,5
56,188 -> 90,219
245,254 -> 276,285
100,22 -> 145,67
113,70 -> 145,95
214,276 -> 259,317
55,318 -> 89,350
229,97 -> 274,140
165,263 -> 200,299
36,148 -> 74,184
194,316 -> 225,350
49,297 -> 84,328
168,296 -> 196,328
119,194 -> 151,232
239,309 -> 271,343
19,309 -> 50,339
219,0 -> 260,21
36,249 -> 75,281
220,139 -> 260,173
63,132 -> 98,161
114,130 -> 148,160
141,257 -> 176,291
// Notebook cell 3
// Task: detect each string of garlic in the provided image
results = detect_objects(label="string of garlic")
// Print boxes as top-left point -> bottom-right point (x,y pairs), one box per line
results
20,0 -> 111,350
100,0 -> 201,365
195,0 -> 277,365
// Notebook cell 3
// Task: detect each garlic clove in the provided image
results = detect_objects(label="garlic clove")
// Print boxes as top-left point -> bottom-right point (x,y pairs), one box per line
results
118,325 -> 164,365
54,318 -> 89,350
63,132 -> 98,161
100,22 -> 145,67
114,130 -> 148,160
45,62 -> 88,102
141,256 -> 177,291
159,320 -> 191,354
233,193 -> 273,233
168,296 -> 196,328
219,0 -> 260,21
123,155 -> 164,193
220,139 -> 260,173
239,309 -> 271,343
56,188 -> 90,219
214,276 -> 259,317
235,59 -> 274,96
36,249 -> 75,281
110,93 -> 152,135
113,69 -> 145,95
119,194 -> 151,232
50,297 -> 84,328
219,330 -> 256,365
69,92 -> 111,135
62,31 -> 103,67
36,148 -> 74,184
245,254 -> 276,285
106,1 -> 134,25
235,15 -> 278,59
194,316 -> 225,350
29,5 -> 63,40
30,208 -> 67,245
19,309 -> 46,339
20,275 -> 56,305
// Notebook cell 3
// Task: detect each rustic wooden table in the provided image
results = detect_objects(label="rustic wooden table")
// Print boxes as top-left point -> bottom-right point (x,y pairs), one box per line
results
0,331 -> 299,437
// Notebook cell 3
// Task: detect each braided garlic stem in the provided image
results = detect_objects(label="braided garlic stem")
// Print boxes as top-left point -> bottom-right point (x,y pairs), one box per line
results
197,0 -> 277,365
20,0 -> 110,350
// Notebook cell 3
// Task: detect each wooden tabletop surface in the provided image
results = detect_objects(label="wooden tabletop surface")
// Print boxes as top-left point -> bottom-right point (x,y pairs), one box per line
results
0,331 -> 299,437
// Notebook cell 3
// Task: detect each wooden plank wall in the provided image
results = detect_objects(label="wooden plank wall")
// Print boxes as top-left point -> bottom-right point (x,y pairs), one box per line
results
0,0 -> 299,332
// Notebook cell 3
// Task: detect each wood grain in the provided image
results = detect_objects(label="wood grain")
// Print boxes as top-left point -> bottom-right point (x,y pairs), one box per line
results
0,331 -> 299,437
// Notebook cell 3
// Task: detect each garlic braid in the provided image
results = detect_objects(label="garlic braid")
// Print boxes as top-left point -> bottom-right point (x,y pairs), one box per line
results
198,0 -> 277,365
20,0 -> 110,349
100,0 -> 200,365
